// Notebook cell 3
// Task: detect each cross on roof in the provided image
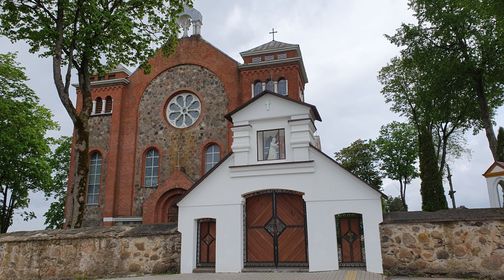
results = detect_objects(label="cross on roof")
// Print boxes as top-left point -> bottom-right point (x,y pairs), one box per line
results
269,28 -> 278,41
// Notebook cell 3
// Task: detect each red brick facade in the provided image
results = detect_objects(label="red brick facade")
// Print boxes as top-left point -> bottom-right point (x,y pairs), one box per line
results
65,35 -> 308,227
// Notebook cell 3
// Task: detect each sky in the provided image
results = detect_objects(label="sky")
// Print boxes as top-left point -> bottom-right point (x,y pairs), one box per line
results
2,0 -> 500,232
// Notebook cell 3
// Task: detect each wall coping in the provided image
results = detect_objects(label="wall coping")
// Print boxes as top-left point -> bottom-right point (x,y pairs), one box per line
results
382,208 -> 504,224
0,224 -> 178,243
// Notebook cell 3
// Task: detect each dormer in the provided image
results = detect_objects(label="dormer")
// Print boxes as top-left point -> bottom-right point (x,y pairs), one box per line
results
239,40 -> 309,102
225,91 -> 321,167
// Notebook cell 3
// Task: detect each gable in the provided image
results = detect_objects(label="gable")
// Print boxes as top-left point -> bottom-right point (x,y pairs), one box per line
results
483,161 -> 504,177
226,91 -> 321,124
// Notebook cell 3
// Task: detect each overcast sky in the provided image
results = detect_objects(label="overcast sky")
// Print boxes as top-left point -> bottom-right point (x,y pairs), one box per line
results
2,0 -> 501,232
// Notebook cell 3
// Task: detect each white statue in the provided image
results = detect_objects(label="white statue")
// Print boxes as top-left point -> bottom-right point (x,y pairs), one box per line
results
267,136 -> 279,160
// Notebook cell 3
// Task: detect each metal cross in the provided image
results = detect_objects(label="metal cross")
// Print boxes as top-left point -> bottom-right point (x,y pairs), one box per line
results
269,28 -> 278,41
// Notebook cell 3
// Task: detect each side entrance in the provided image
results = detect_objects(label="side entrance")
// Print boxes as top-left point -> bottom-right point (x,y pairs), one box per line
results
245,190 -> 308,267
336,213 -> 366,267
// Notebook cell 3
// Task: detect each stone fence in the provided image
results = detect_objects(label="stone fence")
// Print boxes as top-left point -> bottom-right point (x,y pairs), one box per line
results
0,224 -> 180,280
381,208 -> 504,279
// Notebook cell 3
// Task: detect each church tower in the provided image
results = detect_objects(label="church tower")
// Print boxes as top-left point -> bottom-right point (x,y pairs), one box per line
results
66,6 -> 312,228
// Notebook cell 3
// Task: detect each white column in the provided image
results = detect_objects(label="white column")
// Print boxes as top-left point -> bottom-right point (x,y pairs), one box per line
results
92,100 -> 97,115
274,81 -> 278,93
110,98 -> 113,113
101,99 -> 106,114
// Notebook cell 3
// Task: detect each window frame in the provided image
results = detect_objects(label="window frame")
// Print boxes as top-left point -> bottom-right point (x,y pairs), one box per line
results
86,152 -> 102,205
143,148 -> 160,188
257,129 -> 286,161
204,144 -> 221,173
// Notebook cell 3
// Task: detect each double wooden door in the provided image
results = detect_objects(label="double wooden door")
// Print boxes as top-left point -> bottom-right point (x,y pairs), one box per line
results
337,215 -> 364,266
245,191 -> 307,267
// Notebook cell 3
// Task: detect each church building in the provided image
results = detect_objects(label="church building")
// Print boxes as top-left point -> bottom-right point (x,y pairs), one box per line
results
65,6 -> 384,274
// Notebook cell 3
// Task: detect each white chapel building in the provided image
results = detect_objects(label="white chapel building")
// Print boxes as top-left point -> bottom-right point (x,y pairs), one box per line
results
177,91 -> 384,273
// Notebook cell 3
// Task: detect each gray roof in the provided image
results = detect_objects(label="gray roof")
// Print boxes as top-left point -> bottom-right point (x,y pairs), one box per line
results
240,40 -> 300,56
110,64 -> 132,75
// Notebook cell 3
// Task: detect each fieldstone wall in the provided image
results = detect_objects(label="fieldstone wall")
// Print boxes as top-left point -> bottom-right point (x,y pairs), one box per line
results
134,64 -> 229,216
0,225 -> 180,280
83,114 -> 112,226
381,208 -> 504,279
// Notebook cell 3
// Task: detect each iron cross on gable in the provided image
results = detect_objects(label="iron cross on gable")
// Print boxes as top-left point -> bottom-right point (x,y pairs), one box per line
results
265,100 -> 272,111
269,28 -> 278,41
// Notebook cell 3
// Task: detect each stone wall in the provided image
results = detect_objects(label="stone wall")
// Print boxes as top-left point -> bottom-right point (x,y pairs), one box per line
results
0,225 -> 180,280
381,208 -> 504,279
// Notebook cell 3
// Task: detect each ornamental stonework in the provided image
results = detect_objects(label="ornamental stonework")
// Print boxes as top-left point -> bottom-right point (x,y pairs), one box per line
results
134,64 -> 228,215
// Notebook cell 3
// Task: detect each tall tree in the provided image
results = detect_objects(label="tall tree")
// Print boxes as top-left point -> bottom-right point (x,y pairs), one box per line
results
44,136 -> 71,229
0,53 -> 57,233
335,139 -> 382,190
0,0 -> 191,228
391,0 -> 504,160
375,121 -> 418,210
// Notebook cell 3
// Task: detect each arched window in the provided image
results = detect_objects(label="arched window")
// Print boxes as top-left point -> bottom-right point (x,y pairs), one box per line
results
205,144 -> 220,173
278,78 -> 287,95
95,97 -> 103,114
104,96 -> 113,113
253,81 -> 263,96
144,148 -> 159,187
87,152 -> 102,205
266,79 -> 274,92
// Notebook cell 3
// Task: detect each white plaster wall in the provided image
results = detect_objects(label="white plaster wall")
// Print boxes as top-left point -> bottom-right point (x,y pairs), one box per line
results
486,176 -> 503,207
178,147 -> 383,273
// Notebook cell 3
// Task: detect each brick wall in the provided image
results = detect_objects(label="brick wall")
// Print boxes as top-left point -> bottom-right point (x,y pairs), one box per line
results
381,208 -> 504,279
0,225 -> 180,280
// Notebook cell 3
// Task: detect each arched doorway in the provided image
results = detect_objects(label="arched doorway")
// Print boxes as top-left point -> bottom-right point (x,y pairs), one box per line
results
497,181 -> 504,208
335,213 -> 365,268
244,190 -> 308,267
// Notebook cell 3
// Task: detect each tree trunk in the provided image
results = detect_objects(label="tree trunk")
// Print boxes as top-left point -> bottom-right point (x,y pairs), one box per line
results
473,71 -> 498,160
418,126 -> 448,211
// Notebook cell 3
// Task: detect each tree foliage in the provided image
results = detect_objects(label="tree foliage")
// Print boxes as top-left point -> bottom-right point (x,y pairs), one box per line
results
0,53 -> 57,233
389,0 -> 504,160
383,196 -> 408,213
335,139 -> 382,190
375,122 -> 418,210
0,0 -> 191,228
44,136 -> 71,229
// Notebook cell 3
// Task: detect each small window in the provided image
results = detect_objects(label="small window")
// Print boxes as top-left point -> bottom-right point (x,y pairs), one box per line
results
278,79 -> 287,95
258,129 -> 286,161
265,55 -> 274,61
277,53 -> 287,59
205,144 -> 220,172
87,152 -> 102,205
252,57 -> 261,63
144,149 -> 159,187
95,97 -> 103,114
98,75 -> 105,81
105,96 -> 113,113
266,80 -> 274,92
253,81 -> 263,96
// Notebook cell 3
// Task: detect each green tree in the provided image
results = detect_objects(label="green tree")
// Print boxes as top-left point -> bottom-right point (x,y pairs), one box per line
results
497,127 -> 504,161
335,139 -> 382,190
0,53 -> 57,233
383,196 -> 408,213
0,0 -> 191,228
44,136 -> 71,229
375,122 -> 418,210
391,0 -> 504,160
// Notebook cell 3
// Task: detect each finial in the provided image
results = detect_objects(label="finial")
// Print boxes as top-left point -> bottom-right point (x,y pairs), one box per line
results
269,28 -> 278,41
177,6 -> 203,37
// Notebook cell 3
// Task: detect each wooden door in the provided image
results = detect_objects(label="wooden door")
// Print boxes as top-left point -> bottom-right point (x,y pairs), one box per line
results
246,191 -> 307,267
338,216 -> 364,265
198,219 -> 216,267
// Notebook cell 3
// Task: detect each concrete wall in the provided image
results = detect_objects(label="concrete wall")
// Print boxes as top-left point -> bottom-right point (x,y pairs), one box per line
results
0,225 -> 180,280
381,208 -> 504,280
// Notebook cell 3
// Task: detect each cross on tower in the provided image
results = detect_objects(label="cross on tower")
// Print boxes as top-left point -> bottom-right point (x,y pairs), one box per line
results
269,28 -> 278,41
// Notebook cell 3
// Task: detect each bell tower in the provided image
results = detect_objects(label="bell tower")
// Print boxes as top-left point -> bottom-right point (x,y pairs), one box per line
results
239,36 -> 308,102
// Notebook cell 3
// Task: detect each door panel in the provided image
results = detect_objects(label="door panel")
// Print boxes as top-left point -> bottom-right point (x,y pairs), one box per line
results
339,216 -> 363,264
245,191 -> 307,267
198,220 -> 216,266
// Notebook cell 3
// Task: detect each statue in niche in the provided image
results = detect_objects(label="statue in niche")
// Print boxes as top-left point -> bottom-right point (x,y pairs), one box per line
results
267,136 -> 279,160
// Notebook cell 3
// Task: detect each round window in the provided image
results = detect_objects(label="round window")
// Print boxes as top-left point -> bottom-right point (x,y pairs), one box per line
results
166,92 -> 201,128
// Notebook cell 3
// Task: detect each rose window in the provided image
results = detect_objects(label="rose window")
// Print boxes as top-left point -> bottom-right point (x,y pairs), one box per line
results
166,92 -> 201,128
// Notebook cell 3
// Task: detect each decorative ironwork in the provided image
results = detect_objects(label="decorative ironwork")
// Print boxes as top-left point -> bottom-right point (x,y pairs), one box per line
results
265,216 -> 286,237
203,233 -> 214,245
342,230 -> 357,243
